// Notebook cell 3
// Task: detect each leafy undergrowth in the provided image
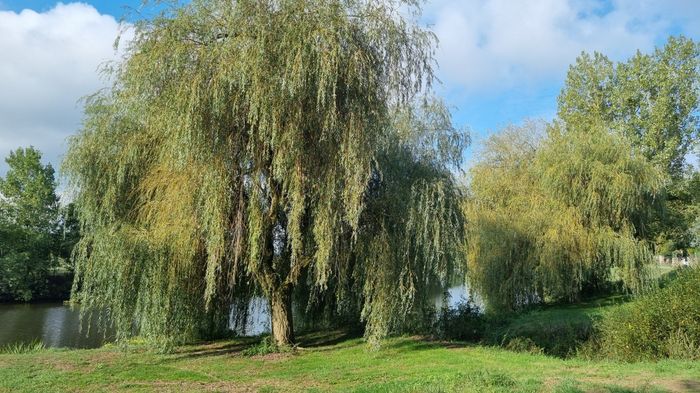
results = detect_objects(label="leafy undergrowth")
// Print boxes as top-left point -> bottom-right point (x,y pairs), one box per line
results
484,295 -> 627,358
479,265 -> 684,359
593,266 -> 700,361
1,331 -> 699,393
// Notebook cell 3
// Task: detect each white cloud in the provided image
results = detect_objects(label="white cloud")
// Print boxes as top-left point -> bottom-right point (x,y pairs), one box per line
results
426,0 -> 700,93
0,2 -> 129,175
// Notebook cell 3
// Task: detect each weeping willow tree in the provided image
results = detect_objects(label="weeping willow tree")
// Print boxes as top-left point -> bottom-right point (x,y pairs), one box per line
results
64,0 -> 467,347
465,120 -> 664,312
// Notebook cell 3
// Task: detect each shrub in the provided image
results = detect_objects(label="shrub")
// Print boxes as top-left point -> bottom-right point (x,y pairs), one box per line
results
435,300 -> 486,341
491,316 -> 592,358
594,266 -> 700,361
502,337 -> 544,355
665,329 -> 700,360
241,335 -> 291,356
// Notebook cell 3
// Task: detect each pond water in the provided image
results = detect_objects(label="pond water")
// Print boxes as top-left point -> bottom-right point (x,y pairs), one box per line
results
0,285 -> 472,349
0,302 -> 113,349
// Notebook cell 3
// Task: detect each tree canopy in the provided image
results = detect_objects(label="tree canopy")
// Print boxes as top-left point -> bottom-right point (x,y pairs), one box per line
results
64,0 -> 467,347
558,36 -> 699,179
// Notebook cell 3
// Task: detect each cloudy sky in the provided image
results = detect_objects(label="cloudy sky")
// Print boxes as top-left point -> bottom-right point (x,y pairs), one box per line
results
1,0 -> 699,176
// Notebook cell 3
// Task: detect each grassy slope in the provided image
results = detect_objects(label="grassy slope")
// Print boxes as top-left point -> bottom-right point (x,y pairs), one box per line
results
1,330 -> 699,393
486,265 -> 682,357
487,295 -> 629,356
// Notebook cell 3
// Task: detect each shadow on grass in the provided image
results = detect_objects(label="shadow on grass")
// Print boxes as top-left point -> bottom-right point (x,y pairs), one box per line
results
296,329 -> 361,348
171,336 -> 260,359
678,379 -> 700,392
164,329 -> 363,361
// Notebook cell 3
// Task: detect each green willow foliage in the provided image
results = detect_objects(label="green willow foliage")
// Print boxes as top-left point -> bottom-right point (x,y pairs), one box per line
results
357,98 -> 467,343
64,0 -> 466,347
466,120 -> 664,312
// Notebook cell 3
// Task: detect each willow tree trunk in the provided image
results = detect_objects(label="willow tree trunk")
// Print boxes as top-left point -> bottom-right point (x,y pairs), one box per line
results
270,285 -> 294,347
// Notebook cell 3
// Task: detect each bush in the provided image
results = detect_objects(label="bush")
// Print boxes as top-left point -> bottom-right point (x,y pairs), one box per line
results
433,299 -> 595,357
502,337 -> 544,355
435,300 -> 486,341
594,266 -> 700,361
489,315 -> 593,358
241,335 -> 289,356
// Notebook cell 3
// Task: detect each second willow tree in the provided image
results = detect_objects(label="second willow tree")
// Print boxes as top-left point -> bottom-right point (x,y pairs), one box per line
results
465,120 -> 663,312
64,0 -> 466,347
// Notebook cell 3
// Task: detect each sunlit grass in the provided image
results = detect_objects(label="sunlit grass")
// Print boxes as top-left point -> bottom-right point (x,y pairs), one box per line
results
1,330 -> 698,392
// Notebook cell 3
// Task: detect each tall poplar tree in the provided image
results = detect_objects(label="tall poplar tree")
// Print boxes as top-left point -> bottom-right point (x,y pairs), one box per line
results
64,0 -> 466,347
558,36 -> 699,179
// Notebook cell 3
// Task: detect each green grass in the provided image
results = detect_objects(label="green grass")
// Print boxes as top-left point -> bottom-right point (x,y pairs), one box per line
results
0,339 -> 46,355
1,330 -> 699,393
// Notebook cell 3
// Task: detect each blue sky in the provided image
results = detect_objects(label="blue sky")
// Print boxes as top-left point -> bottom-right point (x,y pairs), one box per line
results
1,0 -> 699,175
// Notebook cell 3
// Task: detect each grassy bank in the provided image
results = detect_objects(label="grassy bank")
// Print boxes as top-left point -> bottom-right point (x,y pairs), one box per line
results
483,295 -> 627,357
1,330 -> 699,393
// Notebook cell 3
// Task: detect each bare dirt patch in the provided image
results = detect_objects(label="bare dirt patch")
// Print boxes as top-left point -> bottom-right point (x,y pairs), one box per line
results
250,352 -> 295,362
570,373 -> 700,393
654,378 -> 700,393
119,379 -> 322,393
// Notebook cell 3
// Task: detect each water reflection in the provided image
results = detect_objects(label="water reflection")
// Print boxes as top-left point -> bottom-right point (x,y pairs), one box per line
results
232,285 -> 478,337
235,297 -> 270,336
0,303 -> 113,349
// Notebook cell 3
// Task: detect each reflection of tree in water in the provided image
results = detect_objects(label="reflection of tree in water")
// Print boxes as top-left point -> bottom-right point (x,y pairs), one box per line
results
2,290 -> 484,348
0,303 -> 52,347
42,305 -> 69,347
231,297 -> 270,337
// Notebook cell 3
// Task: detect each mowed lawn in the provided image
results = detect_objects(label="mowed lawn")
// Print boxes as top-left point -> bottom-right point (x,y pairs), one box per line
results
1,330 -> 699,393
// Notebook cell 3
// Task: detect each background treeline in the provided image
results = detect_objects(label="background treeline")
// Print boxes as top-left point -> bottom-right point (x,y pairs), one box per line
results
0,147 -> 79,301
459,36 -> 700,361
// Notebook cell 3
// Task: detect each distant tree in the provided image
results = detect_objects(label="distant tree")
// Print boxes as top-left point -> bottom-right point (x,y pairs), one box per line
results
464,122 -> 547,312
0,147 -> 59,301
0,147 -> 58,231
64,0 -> 466,348
670,170 -> 700,253
558,36 -> 699,179
55,202 -> 80,265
